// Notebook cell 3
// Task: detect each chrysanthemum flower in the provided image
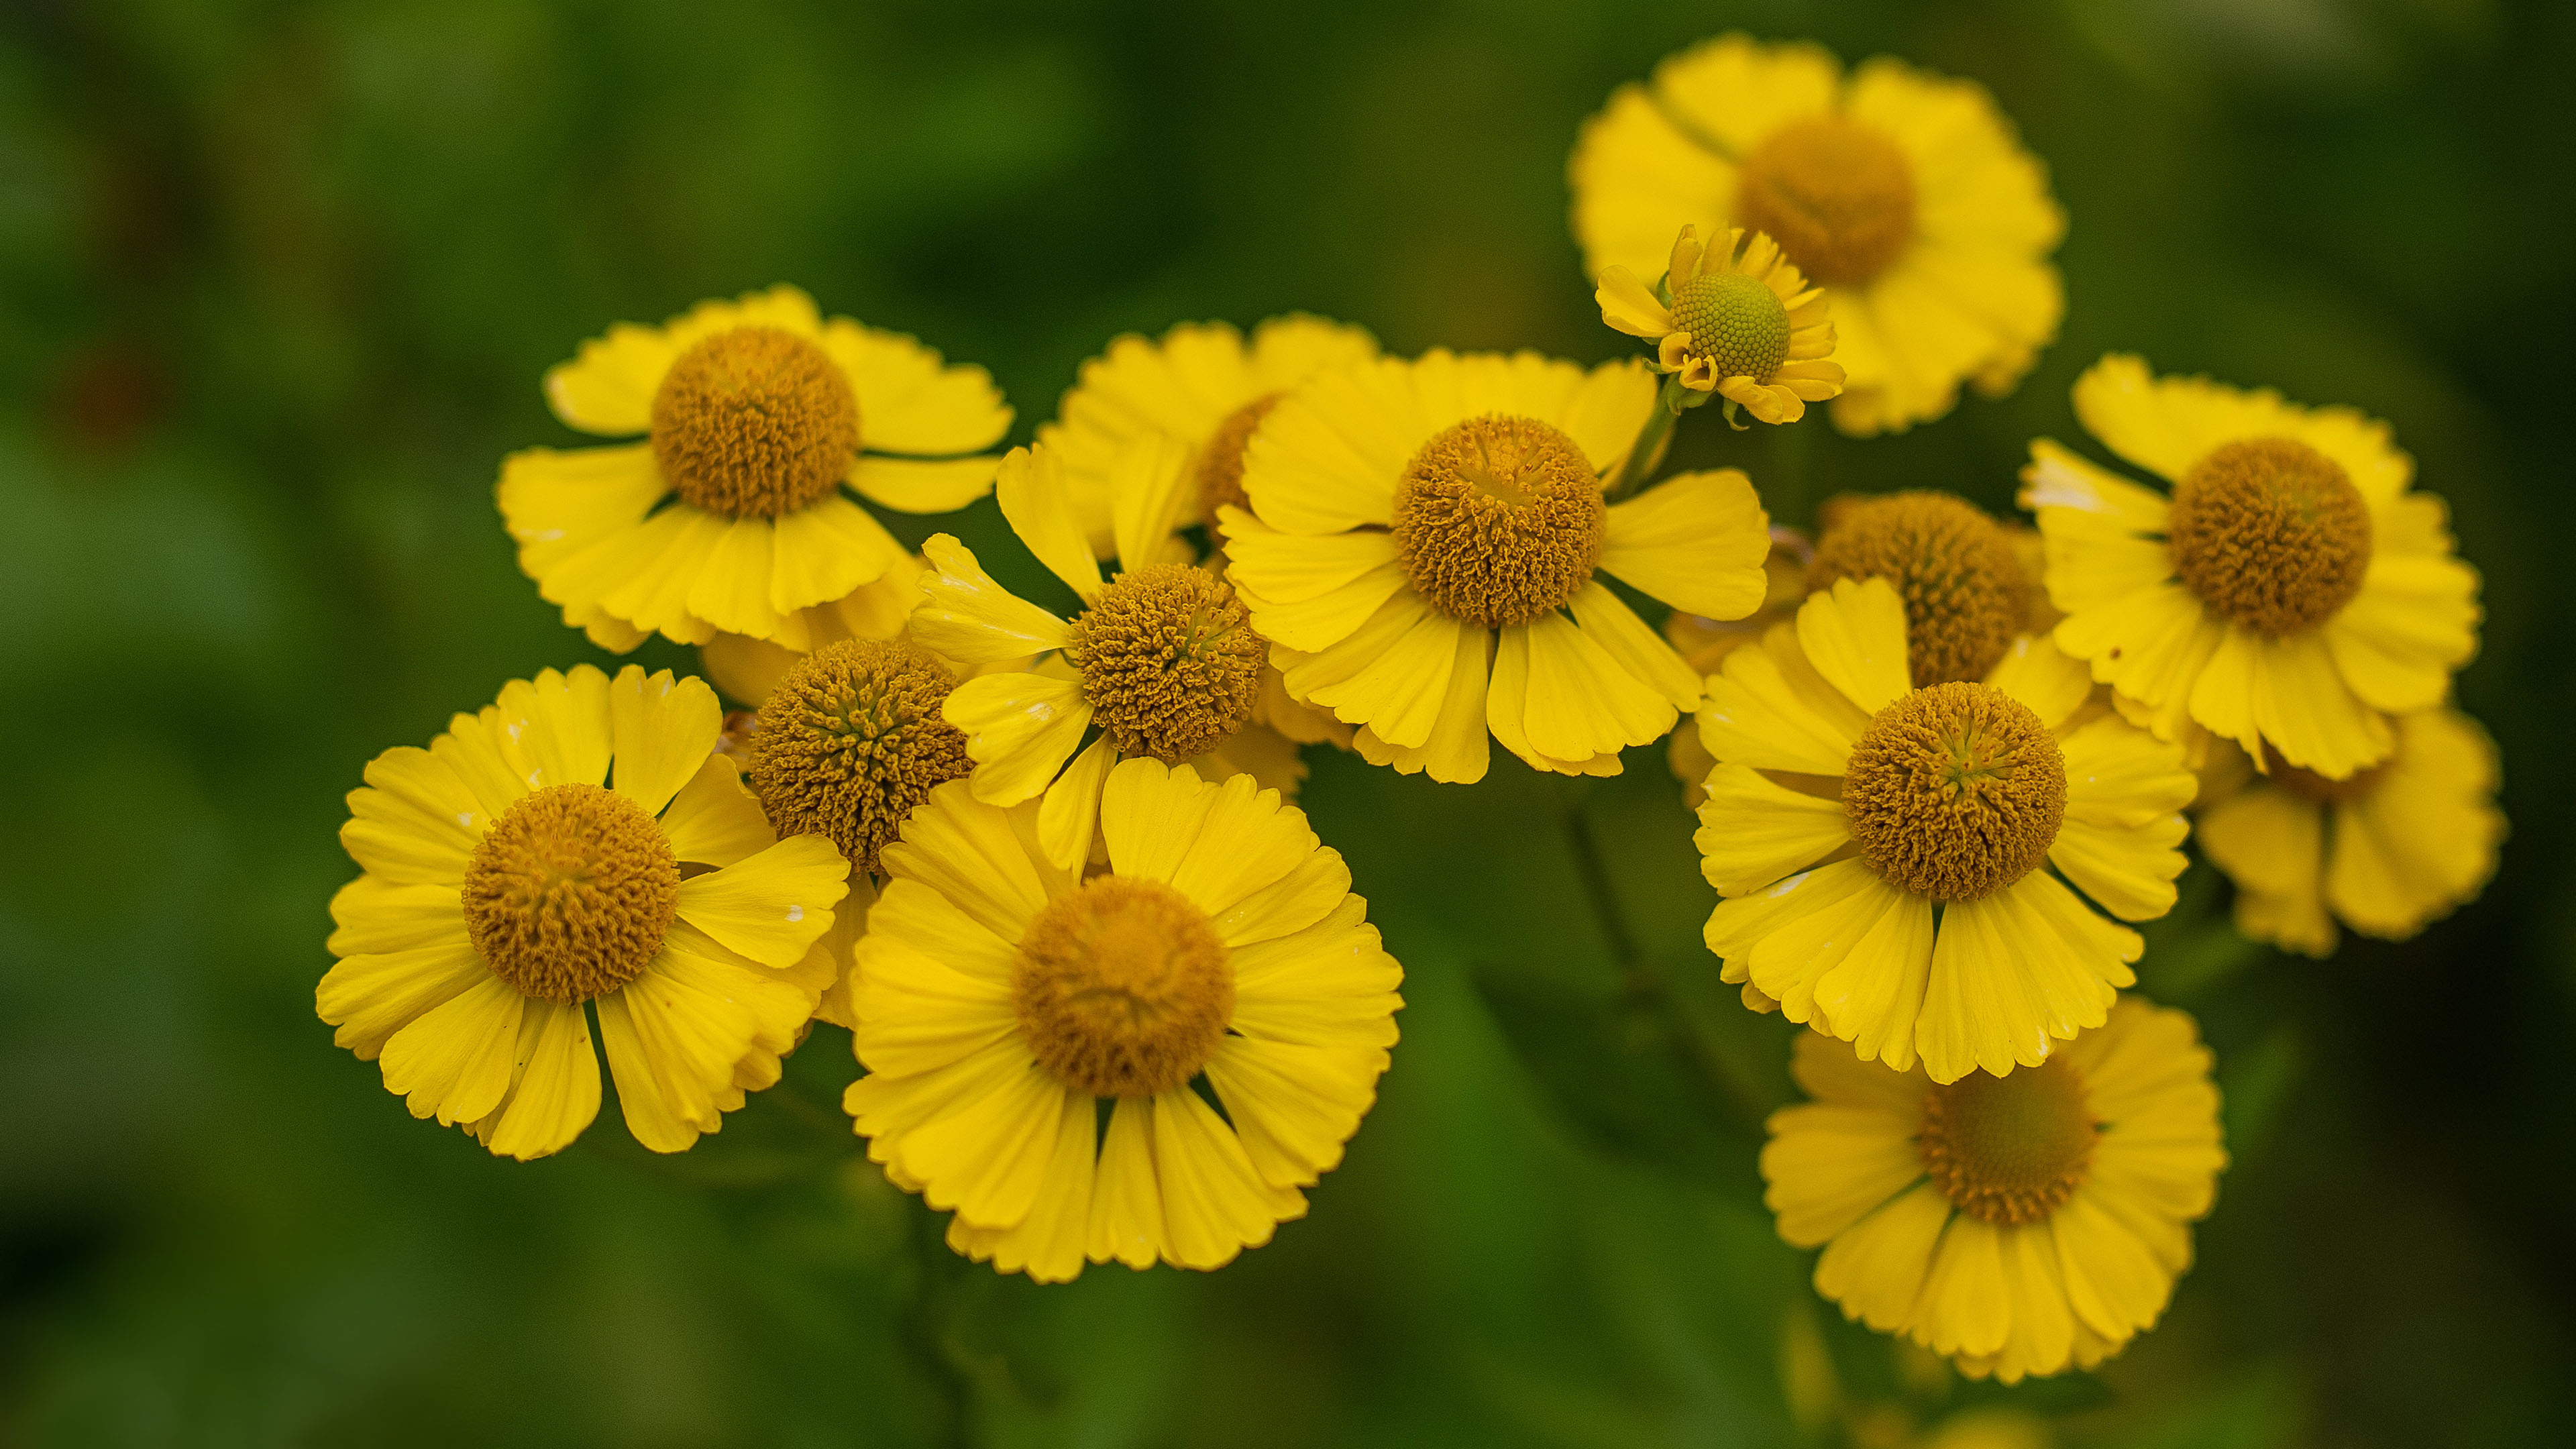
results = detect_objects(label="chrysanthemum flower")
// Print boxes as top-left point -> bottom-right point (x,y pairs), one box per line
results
1595,225 -> 1843,424
500,285 -> 1010,651
846,759 -> 1401,1280
908,441 -> 1292,869
321,665 -> 850,1159
1570,34 -> 2064,435
1037,315 -> 1380,555
2021,355 -> 2483,779
1806,490 -> 2038,690
1696,578 -> 2193,1083
2195,710 -> 2504,955
1763,1000 -> 2226,1383
1223,350 -> 1770,782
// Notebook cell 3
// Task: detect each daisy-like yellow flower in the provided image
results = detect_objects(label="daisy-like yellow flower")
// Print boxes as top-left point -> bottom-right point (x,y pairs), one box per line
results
500,285 -> 1010,651
1595,225 -> 1843,424
1763,1000 -> 2226,1383
1224,350 -> 1770,783
2021,355 -> 2483,779
1036,315 -> 1380,555
908,440 -> 1291,869
847,758 -> 1401,1280
1570,34 -> 2064,435
321,665 -> 850,1159
2196,710 -> 2504,955
1697,578 -> 2193,1083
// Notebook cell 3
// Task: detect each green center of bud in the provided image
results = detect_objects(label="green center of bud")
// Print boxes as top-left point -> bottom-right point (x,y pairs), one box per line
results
1666,271 -> 1790,382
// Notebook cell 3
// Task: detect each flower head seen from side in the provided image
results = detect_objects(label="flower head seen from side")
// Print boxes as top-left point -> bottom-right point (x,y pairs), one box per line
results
908,440 -> 1284,870
321,665 -> 850,1159
1763,999 -> 2226,1383
2194,710 -> 2504,956
847,758 -> 1402,1281
500,285 -> 1012,652
1807,490 -> 2038,690
1224,350 -> 1770,784
1571,34 -> 2064,435
1596,225 -> 1843,425
1038,315 -> 1381,557
1695,577 -> 2194,1083
2021,355 -> 2483,780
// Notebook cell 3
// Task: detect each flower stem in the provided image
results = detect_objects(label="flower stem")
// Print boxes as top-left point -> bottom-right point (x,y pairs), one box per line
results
1555,777 -> 1642,973
1603,381 -> 1689,500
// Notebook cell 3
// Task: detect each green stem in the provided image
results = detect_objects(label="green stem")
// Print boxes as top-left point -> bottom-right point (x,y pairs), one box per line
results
905,1205 -> 978,1448
1604,381 -> 1688,500
1555,778 -> 1642,975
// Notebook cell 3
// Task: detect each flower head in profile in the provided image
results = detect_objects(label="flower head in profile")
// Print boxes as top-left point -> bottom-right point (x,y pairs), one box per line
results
1696,578 -> 2194,1083
321,665 -> 849,1159
847,759 -> 1401,1281
1224,350 -> 1770,783
908,440 -> 1295,871
1806,490 -> 2039,689
2195,710 -> 2504,955
1596,225 -> 1843,425
1571,34 -> 2064,434
500,285 -> 1010,651
2021,355 -> 2483,779
1764,999 -> 2226,1382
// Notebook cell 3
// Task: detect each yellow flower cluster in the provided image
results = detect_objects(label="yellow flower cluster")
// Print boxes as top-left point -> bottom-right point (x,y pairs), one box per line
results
314,28 -> 2498,1387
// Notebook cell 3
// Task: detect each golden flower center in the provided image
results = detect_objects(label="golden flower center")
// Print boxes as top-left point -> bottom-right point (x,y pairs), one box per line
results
2167,437 -> 2371,637
1733,115 -> 1917,286
1013,875 -> 1234,1098
1067,564 -> 1266,763
2261,743 -> 2384,805
745,638 -> 971,876
1919,1056 -> 2099,1224
462,783 -> 678,1004
1389,415 -> 1605,629
1809,491 -> 2031,688
1666,270 -> 1790,381
1843,682 -> 2066,902
1197,392 -> 1282,520
649,325 -> 861,519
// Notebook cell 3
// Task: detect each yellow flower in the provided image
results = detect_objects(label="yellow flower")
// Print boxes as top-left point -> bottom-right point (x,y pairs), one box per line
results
909,441 -> 1293,869
846,758 -> 1402,1280
1696,578 -> 2193,1083
321,665 -> 850,1159
2196,709 -> 2504,955
1807,490 -> 2040,690
1762,999 -> 2226,1382
698,557 -> 938,708
1595,225 -> 1844,423
499,284 -> 1010,651
1570,34 -> 2065,435
1224,350 -> 1770,782
1036,315 -> 1380,555
2021,354 -> 2483,779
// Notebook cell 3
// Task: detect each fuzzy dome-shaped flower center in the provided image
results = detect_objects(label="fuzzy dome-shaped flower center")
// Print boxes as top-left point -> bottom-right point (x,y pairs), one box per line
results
1809,491 -> 2031,688
1667,270 -> 1791,381
2167,437 -> 2371,637
462,783 -> 679,1004
745,638 -> 971,876
1733,116 -> 1917,286
1067,564 -> 1266,763
1390,415 -> 1605,629
1013,875 -> 1234,1098
1843,682 -> 2067,901
1919,1056 -> 2099,1224
650,326 -> 861,519
1197,393 -> 1282,520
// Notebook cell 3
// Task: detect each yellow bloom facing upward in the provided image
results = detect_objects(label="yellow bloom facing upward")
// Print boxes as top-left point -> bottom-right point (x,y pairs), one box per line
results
500,285 -> 1011,651
1764,1000 -> 2226,1383
847,759 -> 1402,1280
1570,34 -> 2064,435
1224,350 -> 1770,783
2021,355 -> 2483,779
1038,315 -> 1380,555
1596,225 -> 1843,423
321,665 -> 850,1159
1696,578 -> 2194,1083
2196,710 -> 2504,955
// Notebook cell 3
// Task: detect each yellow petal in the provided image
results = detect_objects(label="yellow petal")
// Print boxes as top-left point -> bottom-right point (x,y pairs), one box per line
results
1797,578 -> 1911,714
317,934 -> 487,1060
674,833 -> 849,967
1206,1034 -> 1387,1189
1036,734 -> 1118,871
497,444 -> 667,574
378,973 -> 525,1126
1594,265 -> 1675,337
768,494 -> 907,618
1599,468 -> 1770,619
1982,635 -> 2092,733
492,665 -> 613,792
1109,433 -> 1197,574
682,516 -> 780,639
895,1055 -> 1069,1231
944,670 -> 1093,806
1346,622 -> 1493,784
658,755 -> 776,868
910,534 -> 1073,662
1151,1086 -> 1301,1270
608,665 -> 724,816
1098,757 -> 1219,883
1698,633 -> 1864,776
341,747 -> 484,885
1693,763 -> 1851,896
1087,1097 -> 1169,1269
1761,1099 -> 1923,1246
473,1000 -> 603,1161
849,454 -> 1002,515
877,780 -> 1055,943
1813,1181 -> 1952,1333
1166,772 -> 1319,918
818,317 -> 1011,456
1570,582 -> 1702,712
942,1088 -> 1097,1282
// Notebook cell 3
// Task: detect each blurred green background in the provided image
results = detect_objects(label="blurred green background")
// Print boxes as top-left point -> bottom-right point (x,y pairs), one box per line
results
4,0 -> 2571,1444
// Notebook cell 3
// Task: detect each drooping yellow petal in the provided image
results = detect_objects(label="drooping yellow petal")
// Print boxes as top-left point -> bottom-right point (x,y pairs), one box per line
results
1796,578 -> 1911,714
818,317 -> 1012,456
377,973 -> 526,1126
910,534 -> 1074,663
1109,433 -> 1197,575
993,447 -> 1105,599
472,1000 -> 604,1161
1150,1086 -> 1303,1271
1599,468 -> 1770,620
658,755 -> 776,868
606,666 -> 724,816
1036,734 -> 1118,871
673,833 -> 849,967
1692,763 -> 1850,896
943,670 -> 1093,806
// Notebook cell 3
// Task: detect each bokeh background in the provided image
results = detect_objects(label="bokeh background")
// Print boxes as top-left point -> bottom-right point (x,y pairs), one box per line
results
5,0 -> 2572,1444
